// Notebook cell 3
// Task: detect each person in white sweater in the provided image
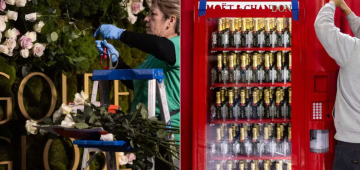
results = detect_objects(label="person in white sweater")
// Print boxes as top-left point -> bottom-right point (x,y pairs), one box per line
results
314,0 -> 360,169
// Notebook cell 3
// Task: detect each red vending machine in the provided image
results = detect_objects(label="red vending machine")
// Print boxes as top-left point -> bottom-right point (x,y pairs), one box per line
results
192,0 -> 337,169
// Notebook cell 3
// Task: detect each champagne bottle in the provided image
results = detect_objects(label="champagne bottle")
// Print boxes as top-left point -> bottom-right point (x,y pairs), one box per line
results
229,90 -> 234,120
264,53 -> 271,82
252,89 -> 260,119
252,54 -> 259,83
229,54 -> 235,83
276,52 -> 282,82
240,54 -> 247,83
216,91 -> 222,119
230,19 -> 238,48
217,54 -> 223,83
228,127 -> 234,155
240,89 -> 246,119
276,18 -> 284,47
227,161 -> 233,170
252,18 -> 259,47
275,90 -> 282,119
288,87 -> 292,119
241,18 -> 248,47
234,19 -> 242,48
289,18 -> 292,47
288,52 -> 292,82
217,19 -> 224,47
223,18 -> 230,48
283,18 -> 291,48
221,89 -> 229,120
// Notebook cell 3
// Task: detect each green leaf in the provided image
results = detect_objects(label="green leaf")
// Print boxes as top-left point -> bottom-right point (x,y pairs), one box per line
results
43,117 -> 52,124
89,116 -> 96,124
47,61 -> 57,66
71,32 -> 80,39
72,57 -> 86,62
148,117 -> 158,122
130,140 -> 134,148
136,103 -> 148,119
157,129 -> 168,138
50,32 -> 58,41
83,105 -> 93,117
74,122 -> 89,129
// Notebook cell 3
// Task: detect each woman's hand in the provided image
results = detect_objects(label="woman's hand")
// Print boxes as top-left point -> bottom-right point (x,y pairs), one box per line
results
330,0 -> 344,7
94,24 -> 126,40
95,40 -> 119,62
339,1 -> 352,16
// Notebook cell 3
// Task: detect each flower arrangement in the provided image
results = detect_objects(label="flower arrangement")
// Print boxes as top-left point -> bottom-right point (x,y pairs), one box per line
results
26,91 -> 180,169
0,0 -> 47,58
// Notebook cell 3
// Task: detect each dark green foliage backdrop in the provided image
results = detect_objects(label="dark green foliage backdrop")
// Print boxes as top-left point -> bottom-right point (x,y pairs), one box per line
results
0,0 -> 149,169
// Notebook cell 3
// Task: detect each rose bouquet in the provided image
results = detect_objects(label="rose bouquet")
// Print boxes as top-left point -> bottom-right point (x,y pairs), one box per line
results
26,91 -> 180,170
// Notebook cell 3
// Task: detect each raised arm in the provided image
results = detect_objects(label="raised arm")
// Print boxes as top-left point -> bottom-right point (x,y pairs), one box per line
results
314,1 -> 359,67
340,2 -> 360,39
120,31 -> 176,66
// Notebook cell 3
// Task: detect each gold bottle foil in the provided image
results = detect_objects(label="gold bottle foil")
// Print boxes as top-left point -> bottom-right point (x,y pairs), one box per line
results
265,54 -> 270,69
264,127 -> 269,140
223,52 -> 227,67
253,91 -> 258,105
229,54 -> 234,69
239,162 -> 244,170
276,18 -> 283,32
259,88 -> 263,100
228,127 -> 233,142
269,52 -> 274,67
217,54 -> 222,69
236,54 -> 240,66
230,19 -> 235,32
268,124 -> 273,136
232,125 -> 236,137
289,88 -> 292,104
234,88 -> 239,100
253,127 -> 258,141
251,162 -> 256,170
241,90 -> 246,106
245,53 -> 250,66
264,162 -> 269,170
218,19 -> 223,32
276,90 -> 281,105
216,164 -> 221,170
229,91 -> 234,105
287,162 -> 292,170
242,18 -> 247,32
265,18 -> 271,32
227,161 -> 232,170
245,88 -> 249,100
222,18 -> 226,31
253,18 -> 259,32
241,54 -> 246,69
221,89 -> 225,103
277,52 -> 282,69
289,18 -> 292,32
253,54 -> 258,69
225,18 -> 230,29
217,128 -> 221,141
220,125 -> 225,138
216,91 -> 221,105
264,89 -> 270,105
289,52 -> 292,69
280,124 -> 284,137
280,89 -> 284,102
288,127 -> 292,141
240,127 -> 245,141
234,19 -> 239,31
257,54 -> 262,66
277,127 -> 281,140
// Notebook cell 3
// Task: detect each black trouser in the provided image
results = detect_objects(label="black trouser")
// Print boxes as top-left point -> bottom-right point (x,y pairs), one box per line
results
333,140 -> 360,170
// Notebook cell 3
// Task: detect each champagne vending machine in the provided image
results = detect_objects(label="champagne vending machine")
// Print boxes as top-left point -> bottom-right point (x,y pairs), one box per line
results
192,0 -> 338,169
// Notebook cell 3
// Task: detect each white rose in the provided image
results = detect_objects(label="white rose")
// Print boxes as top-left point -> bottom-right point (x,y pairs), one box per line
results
25,31 -> 36,42
5,28 -> 18,38
60,114 -> 75,128
61,103 -> 72,114
118,152 -> 129,165
20,49 -> 29,58
3,38 -> 16,50
25,12 -> 36,22
5,0 -> 15,5
74,91 -> 89,105
33,21 -> 44,33
15,0 -> 26,7
25,120 -> 38,135
100,133 -> 114,141
0,44 -> 9,55
6,10 -> 17,21
0,15 -> 8,22
32,43 -> 45,57
0,21 -> 6,32
52,109 -> 61,123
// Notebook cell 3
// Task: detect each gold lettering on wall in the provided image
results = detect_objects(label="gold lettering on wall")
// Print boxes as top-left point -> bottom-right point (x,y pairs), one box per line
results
62,73 -> 67,104
18,72 -> 57,122
0,72 -> 12,125
0,97 -> 12,125
43,138 -> 80,170
114,80 -> 129,106
0,137 -> 12,170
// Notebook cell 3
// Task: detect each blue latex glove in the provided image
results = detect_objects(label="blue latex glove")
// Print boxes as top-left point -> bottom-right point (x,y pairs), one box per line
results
94,24 -> 126,40
95,40 -> 119,62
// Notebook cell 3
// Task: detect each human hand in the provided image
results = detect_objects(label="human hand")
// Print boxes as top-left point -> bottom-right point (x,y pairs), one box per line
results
339,1 -> 352,16
94,24 -> 125,40
95,40 -> 119,62
330,0 -> 344,7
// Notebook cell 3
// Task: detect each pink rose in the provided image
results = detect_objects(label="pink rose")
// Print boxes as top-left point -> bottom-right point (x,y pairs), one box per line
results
32,43 -> 46,57
18,35 -> 32,49
0,0 -> 6,12
132,3 -> 141,14
126,153 -> 136,165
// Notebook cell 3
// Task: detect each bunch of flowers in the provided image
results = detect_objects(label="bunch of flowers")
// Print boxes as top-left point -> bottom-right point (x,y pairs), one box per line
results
0,0 -> 46,58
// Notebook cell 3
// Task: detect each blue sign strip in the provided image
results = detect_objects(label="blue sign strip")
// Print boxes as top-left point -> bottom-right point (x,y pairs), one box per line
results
198,0 -> 206,17
292,0 -> 299,21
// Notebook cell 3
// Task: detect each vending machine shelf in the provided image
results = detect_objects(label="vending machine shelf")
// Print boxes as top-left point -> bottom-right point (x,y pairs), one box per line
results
210,155 -> 291,161
211,83 -> 292,88
211,47 -> 291,52
211,119 -> 291,124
